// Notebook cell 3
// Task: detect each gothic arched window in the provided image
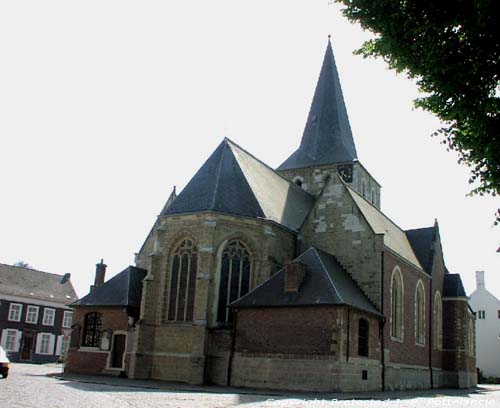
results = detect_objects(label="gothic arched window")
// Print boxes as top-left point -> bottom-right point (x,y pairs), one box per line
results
217,240 -> 251,324
434,291 -> 442,350
82,312 -> 102,347
391,267 -> 404,341
166,239 -> 198,322
358,318 -> 369,357
415,280 -> 425,345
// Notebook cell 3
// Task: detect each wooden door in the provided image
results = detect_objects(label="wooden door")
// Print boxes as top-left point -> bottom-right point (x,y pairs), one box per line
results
111,334 -> 126,368
21,332 -> 34,361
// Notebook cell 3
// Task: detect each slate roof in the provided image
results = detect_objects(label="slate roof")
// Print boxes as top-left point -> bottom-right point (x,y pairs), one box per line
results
0,263 -> 77,304
443,274 -> 467,297
74,266 -> 147,307
278,39 -> 357,171
344,184 -> 422,270
405,226 -> 436,274
163,138 -> 316,231
231,247 -> 380,316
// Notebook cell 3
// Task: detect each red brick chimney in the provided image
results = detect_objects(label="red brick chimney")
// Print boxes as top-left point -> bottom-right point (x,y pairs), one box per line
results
284,261 -> 306,293
94,259 -> 107,288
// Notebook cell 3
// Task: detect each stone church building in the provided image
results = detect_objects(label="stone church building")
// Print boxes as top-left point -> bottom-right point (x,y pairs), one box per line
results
66,40 -> 477,392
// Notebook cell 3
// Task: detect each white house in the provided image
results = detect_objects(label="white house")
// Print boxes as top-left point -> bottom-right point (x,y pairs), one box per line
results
468,271 -> 500,379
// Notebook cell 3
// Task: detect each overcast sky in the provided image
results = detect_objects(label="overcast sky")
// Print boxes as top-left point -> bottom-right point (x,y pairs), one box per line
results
1,1 -> 499,299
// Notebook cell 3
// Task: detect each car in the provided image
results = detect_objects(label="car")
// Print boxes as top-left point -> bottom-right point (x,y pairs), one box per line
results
0,345 -> 10,378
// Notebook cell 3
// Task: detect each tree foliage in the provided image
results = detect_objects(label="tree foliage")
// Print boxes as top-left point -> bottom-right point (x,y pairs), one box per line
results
337,1 -> 500,222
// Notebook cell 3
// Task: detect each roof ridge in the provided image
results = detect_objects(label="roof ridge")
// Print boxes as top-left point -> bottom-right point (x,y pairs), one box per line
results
311,247 -> 379,312
311,247 -> 343,303
211,140 -> 227,209
225,138 -> 315,197
0,263 -> 70,279
405,225 -> 434,233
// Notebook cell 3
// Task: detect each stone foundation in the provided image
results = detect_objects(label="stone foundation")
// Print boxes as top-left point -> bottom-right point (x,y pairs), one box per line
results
231,353 -> 381,392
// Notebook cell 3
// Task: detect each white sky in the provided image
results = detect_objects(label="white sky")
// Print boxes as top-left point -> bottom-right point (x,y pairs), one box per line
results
1,1 -> 499,299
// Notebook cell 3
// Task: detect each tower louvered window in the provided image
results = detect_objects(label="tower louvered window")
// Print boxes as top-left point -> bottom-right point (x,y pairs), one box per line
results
217,241 -> 251,324
166,239 -> 198,322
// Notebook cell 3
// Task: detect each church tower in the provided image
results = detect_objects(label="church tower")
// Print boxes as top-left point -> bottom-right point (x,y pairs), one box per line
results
278,38 -> 381,208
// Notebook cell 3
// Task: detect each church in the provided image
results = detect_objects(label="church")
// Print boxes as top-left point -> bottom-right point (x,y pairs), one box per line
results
66,40 -> 477,392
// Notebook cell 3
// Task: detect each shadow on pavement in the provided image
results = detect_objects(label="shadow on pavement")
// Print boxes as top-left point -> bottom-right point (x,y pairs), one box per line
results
49,372 -> 500,405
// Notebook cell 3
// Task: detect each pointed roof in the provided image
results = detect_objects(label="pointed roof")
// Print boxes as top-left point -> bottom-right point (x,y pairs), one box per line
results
163,138 -> 315,231
231,247 -> 380,316
405,225 -> 437,274
278,39 -> 357,171
443,274 -> 467,298
74,266 -> 147,307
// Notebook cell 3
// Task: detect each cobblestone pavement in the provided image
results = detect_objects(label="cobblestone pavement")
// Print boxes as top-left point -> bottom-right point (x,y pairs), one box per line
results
1,363 -> 500,408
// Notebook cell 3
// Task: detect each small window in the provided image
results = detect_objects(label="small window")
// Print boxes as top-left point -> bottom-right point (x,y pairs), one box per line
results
8,303 -> 22,322
498,310 -> 500,319
292,176 -> 304,188
82,312 -> 103,347
371,188 -> 376,205
358,318 -> 369,357
62,311 -> 73,328
478,310 -> 486,319
26,305 -> 39,324
43,308 -> 55,326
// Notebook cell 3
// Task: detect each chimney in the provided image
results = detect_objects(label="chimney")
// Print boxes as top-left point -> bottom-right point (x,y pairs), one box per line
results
284,261 -> 306,293
476,271 -> 485,290
94,259 -> 107,288
60,273 -> 71,284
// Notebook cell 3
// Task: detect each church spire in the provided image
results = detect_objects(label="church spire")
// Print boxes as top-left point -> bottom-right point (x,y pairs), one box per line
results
278,38 -> 357,171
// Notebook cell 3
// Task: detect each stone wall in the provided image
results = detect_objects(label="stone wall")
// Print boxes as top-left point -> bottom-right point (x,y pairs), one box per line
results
278,162 -> 381,209
131,212 -> 296,383
300,174 -> 383,309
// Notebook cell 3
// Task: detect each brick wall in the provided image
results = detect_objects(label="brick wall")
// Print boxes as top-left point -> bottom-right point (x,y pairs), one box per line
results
65,306 -> 129,375
231,306 -> 381,391
383,251 -> 431,367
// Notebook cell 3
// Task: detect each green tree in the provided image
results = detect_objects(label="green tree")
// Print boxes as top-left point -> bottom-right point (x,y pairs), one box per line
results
337,1 -> 500,222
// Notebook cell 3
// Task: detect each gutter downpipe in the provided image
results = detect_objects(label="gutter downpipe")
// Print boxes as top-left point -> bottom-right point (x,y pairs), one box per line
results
380,250 -> 386,392
346,308 -> 350,362
227,309 -> 237,386
429,278 -> 434,388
